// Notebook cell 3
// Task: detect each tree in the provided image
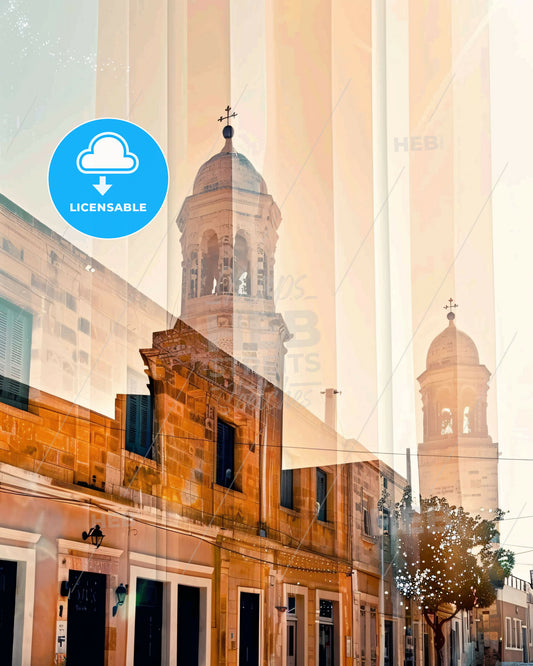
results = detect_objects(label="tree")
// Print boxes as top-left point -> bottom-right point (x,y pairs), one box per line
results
392,490 -> 514,666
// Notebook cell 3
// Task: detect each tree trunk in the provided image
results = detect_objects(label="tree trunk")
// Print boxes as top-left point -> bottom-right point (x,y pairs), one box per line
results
433,620 -> 446,666
424,609 -> 456,666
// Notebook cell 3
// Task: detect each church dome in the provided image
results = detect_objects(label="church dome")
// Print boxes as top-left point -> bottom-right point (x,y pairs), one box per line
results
426,315 -> 479,369
193,137 -> 268,195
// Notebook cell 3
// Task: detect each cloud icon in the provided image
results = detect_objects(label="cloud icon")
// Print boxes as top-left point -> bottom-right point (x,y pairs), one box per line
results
77,132 -> 139,174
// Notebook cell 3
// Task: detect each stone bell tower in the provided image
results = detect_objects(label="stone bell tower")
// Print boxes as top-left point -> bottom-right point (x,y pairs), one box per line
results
417,300 -> 498,516
177,108 -> 291,387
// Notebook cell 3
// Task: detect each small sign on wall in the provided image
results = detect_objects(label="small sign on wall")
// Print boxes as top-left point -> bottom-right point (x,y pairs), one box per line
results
56,620 -> 67,655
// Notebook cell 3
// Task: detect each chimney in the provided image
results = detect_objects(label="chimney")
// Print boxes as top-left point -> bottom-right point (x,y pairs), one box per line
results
323,388 -> 340,430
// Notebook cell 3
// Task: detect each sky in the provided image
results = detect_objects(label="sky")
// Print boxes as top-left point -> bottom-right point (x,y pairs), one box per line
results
1,0 -> 533,578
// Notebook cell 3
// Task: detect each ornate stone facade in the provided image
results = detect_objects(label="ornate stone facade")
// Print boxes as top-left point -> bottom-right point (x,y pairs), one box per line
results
418,310 -> 498,517
177,131 -> 291,387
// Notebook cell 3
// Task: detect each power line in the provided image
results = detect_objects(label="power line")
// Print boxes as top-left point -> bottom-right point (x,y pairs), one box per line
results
0,484 -> 351,574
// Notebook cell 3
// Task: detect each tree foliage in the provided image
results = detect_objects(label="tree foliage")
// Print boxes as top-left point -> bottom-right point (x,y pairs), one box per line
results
391,489 -> 514,666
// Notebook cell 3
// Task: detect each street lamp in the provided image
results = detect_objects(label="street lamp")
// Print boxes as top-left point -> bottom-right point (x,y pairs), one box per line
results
112,583 -> 128,617
82,524 -> 105,548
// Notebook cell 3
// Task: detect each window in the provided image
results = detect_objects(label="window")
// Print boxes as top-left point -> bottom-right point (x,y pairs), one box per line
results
280,469 -> 294,509
257,247 -> 268,298
514,618 -> 522,649
319,599 -> 333,619
234,234 -> 250,296
441,407 -> 453,434
216,419 -> 236,489
189,251 -> 198,299
316,468 -> 327,521
2,237 -> 23,260
201,231 -> 219,295
125,394 -> 154,459
78,317 -> 91,334
506,617 -> 512,648
65,292 -> 77,311
506,617 -> 523,649
362,497 -> 372,536
463,406 -> 471,434
60,324 -> 76,345
0,297 -> 32,410
382,507 -> 390,534
287,595 -> 296,614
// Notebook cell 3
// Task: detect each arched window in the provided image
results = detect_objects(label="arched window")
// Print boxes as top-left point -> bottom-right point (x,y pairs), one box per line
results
441,408 -> 453,435
234,233 -> 250,296
219,237 -> 233,295
201,232 -> 219,295
257,247 -> 267,298
188,251 -> 198,299
463,406 -> 471,434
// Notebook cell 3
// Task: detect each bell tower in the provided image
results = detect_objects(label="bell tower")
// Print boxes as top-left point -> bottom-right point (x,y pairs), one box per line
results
417,300 -> 498,516
177,108 -> 290,387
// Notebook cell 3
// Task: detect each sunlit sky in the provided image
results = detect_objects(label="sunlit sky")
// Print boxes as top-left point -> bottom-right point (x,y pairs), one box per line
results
1,0 -> 533,578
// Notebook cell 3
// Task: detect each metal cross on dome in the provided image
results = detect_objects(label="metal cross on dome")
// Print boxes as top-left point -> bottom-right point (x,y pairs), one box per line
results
444,297 -> 459,312
218,105 -> 237,126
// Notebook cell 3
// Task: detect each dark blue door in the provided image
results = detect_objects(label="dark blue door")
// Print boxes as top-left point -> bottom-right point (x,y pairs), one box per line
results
239,592 -> 260,666
177,584 -> 200,665
0,560 -> 17,665
67,570 -> 106,665
134,578 -> 163,666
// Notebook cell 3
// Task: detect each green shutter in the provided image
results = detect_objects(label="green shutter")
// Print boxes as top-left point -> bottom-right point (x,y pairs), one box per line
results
0,298 -> 32,410
125,394 -> 153,458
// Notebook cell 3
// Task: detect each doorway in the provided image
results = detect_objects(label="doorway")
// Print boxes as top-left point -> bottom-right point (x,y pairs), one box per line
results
319,623 -> 334,666
0,560 -> 17,665
319,598 -> 335,666
67,570 -> 106,666
384,620 -> 394,666
134,578 -> 163,666
177,584 -> 200,665
287,616 -> 297,666
239,591 -> 260,666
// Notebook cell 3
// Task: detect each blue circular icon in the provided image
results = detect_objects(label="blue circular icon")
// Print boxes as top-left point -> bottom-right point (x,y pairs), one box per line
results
48,118 -> 168,239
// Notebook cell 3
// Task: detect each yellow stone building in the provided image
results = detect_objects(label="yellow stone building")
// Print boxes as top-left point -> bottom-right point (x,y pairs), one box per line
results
0,129 -> 406,665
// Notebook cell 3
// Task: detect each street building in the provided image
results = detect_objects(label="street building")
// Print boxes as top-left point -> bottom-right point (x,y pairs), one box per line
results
0,126 -> 408,665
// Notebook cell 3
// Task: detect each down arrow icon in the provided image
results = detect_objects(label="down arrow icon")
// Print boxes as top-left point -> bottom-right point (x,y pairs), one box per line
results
93,176 -> 112,196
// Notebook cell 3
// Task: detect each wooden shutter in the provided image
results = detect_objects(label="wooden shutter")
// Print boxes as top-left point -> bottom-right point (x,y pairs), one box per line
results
280,469 -> 293,509
125,394 -> 153,457
0,298 -> 32,410
316,468 -> 327,521
216,419 -> 235,488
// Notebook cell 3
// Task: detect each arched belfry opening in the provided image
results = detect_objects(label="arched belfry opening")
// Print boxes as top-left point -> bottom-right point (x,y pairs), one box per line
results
188,249 -> 199,299
201,231 -> 219,296
460,387 -> 477,435
257,247 -> 268,299
440,407 -> 453,435
234,233 -> 250,296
